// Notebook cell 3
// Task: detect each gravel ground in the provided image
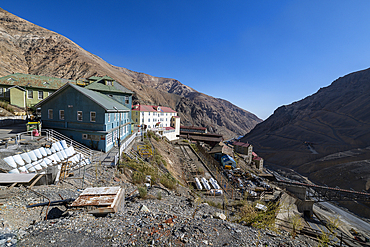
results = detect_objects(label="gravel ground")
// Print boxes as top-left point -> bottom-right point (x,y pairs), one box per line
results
0,180 -> 317,247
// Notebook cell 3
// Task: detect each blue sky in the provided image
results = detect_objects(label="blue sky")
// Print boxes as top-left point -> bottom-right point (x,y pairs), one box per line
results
2,1 -> 370,119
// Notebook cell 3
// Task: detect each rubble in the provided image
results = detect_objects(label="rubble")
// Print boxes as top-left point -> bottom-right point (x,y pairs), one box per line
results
0,180 -> 317,247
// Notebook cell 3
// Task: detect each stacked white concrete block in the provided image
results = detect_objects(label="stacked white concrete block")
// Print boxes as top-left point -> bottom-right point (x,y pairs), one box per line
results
3,140 -> 91,174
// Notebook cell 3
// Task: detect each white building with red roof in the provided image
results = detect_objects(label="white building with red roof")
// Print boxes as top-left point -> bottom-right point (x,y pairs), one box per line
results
132,105 -> 180,141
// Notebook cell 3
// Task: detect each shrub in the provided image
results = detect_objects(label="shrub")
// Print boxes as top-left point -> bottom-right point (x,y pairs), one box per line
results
237,201 -> 279,230
138,186 -> 147,198
160,173 -> 177,190
132,171 -> 145,184
157,192 -> 162,200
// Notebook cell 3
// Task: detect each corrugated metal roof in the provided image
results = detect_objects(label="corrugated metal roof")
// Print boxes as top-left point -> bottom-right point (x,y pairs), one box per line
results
0,73 -> 76,89
85,77 -> 133,94
233,141 -> 250,148
180,125 -> 206,130
85,81 -> 123,93
36,83 -> 130,112
132,105 -> 177,113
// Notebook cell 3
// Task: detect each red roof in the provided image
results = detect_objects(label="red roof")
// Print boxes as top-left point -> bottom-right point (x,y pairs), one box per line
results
252,152 -> 258,157
165,127 -> 175,130
253,156 -> 262,161
172,116 -> 180,118
132,105 -> 177,113
233,141 -> 250,148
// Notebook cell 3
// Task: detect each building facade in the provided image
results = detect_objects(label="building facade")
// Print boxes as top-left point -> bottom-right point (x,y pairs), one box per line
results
132,105 -> 177,129
232,141 -> 253,164
35,83 -> 131,152
0,73 -> 76,109
132,105 -> 180,141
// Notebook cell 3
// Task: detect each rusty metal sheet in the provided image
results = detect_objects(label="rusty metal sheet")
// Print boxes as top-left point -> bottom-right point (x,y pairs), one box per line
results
71,187 -> 123,209
71,195 -> 116,207
79,187 -> 121,196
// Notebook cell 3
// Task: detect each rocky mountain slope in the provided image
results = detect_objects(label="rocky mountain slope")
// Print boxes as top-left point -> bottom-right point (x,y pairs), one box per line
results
0,7 -> 261,139
240,67 -> 370,192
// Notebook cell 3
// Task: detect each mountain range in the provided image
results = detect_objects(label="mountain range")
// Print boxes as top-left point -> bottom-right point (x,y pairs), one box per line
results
0,7 -> 262,139
241,67 -> 370,198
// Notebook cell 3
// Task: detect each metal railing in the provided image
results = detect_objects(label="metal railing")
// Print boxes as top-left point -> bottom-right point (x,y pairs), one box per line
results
43,129 -> 95,162
120,132 -> 138,154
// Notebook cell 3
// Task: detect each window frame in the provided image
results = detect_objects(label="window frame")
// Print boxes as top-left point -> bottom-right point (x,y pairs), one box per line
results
27,90 -> 33,99
90,111 -> 96,122
38,91 -> 43,100
48,109 -> 53,119
59,110 -> 64,120
77,111 -> 83,121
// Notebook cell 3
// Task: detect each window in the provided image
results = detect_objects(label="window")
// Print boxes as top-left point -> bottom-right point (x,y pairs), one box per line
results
59,110 -> 64,120
0,88 -> 3,97
82,134 -> 99,141
148,112 -> 150,116
27,90 -> 33,99
90,111 -> 96,122
148,119 -> 150,122
113,130 -> 117,141
114,113 -> 117,121
38,91 -> 43,99
48,109 -> 53,119
125,96 -> 129,104
106,80 -> 113,86
77,111 -> 83,121
106,132 -> 112,144
108,113 -> 110,122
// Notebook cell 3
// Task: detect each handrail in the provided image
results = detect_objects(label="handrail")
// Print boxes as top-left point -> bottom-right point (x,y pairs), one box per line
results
43,129 -> 95,161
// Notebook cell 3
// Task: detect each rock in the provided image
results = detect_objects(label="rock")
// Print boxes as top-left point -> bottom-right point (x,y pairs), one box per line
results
139,205 -> 150,213
214,213 -> 226,220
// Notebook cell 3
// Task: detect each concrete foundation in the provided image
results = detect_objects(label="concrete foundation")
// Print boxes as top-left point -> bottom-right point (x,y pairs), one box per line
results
286,185 -> 307,200
295,199 -> 315,218
285,185 -> 314,218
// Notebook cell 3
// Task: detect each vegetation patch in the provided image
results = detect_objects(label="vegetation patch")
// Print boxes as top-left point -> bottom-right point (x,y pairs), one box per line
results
236,201 -> 279,230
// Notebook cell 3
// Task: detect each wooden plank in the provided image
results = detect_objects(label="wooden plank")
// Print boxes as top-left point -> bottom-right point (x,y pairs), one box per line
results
28,174 -> 44,188
0,174 -> 37,184
8,182 -> 17,189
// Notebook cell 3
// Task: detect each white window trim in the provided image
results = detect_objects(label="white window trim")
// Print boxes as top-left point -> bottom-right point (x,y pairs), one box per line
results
48,109 -> 53,119
38,91 -> 43,100
77,111 -> 83,121
27,90 -> 33,99
90,111 -> 96,122
108,113 -> 110,122
59,110 -> 64,120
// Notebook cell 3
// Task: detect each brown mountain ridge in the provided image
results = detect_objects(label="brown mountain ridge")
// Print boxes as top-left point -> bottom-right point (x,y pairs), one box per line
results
0,7 -> 261,139
240,67 -> 370,196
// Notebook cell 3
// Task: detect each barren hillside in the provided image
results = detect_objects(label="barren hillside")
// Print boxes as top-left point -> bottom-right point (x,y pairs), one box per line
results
0,7 -> 261,139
